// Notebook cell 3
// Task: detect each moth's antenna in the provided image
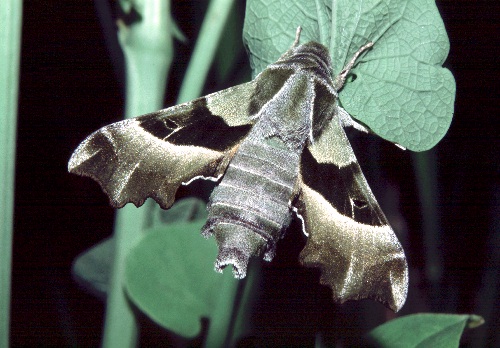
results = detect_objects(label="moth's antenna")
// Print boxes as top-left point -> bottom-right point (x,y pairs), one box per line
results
334,42 -> 373,90
293,26 -> 302,47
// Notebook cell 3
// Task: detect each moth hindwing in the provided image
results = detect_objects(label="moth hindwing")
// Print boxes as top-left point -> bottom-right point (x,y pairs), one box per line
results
69,29 -> 408,312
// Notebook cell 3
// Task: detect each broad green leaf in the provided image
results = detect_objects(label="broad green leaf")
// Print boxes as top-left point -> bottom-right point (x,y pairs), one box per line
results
243,0 -> 455,151
367,313 -> 484,347
124,199 -> 239,338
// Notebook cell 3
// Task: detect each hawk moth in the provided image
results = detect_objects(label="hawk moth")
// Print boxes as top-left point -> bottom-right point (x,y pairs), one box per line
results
69,28 -> 408,312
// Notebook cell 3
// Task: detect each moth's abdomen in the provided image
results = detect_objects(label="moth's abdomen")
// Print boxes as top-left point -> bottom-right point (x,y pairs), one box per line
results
202,136 -> 301,278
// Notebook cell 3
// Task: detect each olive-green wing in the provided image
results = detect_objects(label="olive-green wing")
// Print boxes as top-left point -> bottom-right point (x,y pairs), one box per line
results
295,116 -> 408,312
68,83 -> 256,209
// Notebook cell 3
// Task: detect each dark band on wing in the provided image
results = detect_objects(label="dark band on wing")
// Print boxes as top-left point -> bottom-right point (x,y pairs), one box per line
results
300,147 -> 386,226
167,118 -> 251,151
311,82 -> 336,138
138,98 -> 252,152
300,146 -> 349,215
139,113 -> 178,139
138,98 -> 208,138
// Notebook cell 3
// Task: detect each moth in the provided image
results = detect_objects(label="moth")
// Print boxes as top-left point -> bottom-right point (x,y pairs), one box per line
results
69,28 -> 408,312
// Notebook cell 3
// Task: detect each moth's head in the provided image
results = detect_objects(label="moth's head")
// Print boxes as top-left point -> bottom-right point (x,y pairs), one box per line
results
278,41 -> 334,80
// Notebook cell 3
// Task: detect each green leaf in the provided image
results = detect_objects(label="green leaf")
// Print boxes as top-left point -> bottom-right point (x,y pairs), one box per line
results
243,0 -> 455,151
124,199 -> 240,339
367,313 -> 484,347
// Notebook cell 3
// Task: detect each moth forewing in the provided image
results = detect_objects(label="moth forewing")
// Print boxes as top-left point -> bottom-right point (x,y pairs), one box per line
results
68,86 -> 256,209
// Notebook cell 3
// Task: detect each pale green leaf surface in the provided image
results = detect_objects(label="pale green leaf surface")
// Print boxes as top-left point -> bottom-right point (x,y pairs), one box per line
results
367,313 -> 484,348
243,0 -> 455,151
124,199 -> 238,338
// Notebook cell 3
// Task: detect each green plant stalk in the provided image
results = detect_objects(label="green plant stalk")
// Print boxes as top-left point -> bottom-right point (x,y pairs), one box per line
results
176,0 -> 235,103
203,271 -> 240,348
101,1 -> 174,347
230,260 -> 259,346
471,184 -> 500,346
104,0 -> 247,344
412,151 -> 443,302
0,2 -> 22,347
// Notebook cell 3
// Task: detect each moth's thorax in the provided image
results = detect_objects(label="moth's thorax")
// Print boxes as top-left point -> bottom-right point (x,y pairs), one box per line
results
248,42 -> 338,145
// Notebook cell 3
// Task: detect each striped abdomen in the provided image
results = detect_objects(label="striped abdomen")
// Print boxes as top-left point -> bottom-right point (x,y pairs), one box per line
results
201,130 -> 303,278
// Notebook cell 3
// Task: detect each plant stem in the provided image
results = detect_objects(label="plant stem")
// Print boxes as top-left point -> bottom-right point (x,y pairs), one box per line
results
412,150 -> 443,308
176,0 -> 235,103
101,1 -> 174,347
0,2 -> 22,347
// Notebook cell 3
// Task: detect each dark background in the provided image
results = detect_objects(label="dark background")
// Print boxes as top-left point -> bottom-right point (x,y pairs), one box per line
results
12,0 -> 498,346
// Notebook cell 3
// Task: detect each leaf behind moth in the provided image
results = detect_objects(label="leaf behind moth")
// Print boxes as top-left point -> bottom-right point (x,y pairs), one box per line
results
124,207 -> 240,338
243,0 -> 455,151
